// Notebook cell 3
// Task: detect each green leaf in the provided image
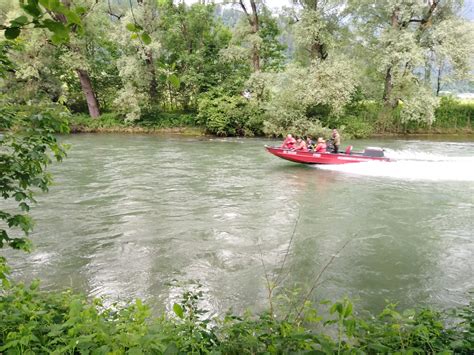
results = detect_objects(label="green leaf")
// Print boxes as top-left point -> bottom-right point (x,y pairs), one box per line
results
11,16 -> 29,27
65,10 -> 81,25
4,27 -> 21,40
75,6 -> 87,15
168,74 -> 180,89
344,301 -> 353,317
141,32 -> 152,45
164,343 -> 178,355
127,347 -> 143,355
42,19 -> 67,34
126,23 -> 139,32
39,0 -> 60,10
51,32 -> 69,45
173,303 -> 184,319
22,4 -> 42,18
29,279 -> 40,290
42,20 -> 69,44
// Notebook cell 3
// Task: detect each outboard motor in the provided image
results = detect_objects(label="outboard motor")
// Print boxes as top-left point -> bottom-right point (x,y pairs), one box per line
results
362,147 -> 385,157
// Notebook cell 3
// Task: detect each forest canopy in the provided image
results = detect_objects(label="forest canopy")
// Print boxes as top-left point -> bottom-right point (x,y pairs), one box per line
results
1,0 -> 473,137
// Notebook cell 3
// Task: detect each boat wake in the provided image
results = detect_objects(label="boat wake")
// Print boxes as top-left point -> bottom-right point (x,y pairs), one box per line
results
316,149 -> 474,182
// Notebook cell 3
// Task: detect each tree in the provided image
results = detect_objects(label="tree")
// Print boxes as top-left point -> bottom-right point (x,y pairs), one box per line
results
291,0 -> 346,63
1,0 -> 103,117
238,0 -> 260,71
349,0 -> 473,124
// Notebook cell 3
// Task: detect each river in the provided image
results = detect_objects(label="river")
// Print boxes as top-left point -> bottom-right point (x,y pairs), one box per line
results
3,134 -> 474,314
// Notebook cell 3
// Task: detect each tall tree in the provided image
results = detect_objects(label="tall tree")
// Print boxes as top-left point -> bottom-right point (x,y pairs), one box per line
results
291,0 -> 346,62
349,0 -> 473,123
238,0 -> 260,71
47,0 -> 101,118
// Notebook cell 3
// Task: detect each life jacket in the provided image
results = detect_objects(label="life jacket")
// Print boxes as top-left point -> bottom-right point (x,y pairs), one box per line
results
315,143 -> 327,153
281,137 -> 296,149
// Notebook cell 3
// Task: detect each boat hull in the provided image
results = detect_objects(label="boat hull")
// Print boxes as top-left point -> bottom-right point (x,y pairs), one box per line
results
265,146 -> 391,165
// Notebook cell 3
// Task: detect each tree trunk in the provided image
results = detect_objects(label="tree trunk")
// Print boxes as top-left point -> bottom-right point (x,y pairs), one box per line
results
310,41 -> 327,60
383,7 -> 399,107
145,50 -> 158,101
240,0 -> 260,72
53,1 -> 101,118
382,66 -> 393,106
436,64 -> 443,96
76,69 -> 100,118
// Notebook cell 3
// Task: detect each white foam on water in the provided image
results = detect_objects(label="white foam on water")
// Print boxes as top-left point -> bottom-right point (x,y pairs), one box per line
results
316,149 -> 474,182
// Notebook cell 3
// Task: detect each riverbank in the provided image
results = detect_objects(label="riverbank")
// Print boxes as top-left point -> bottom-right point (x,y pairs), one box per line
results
1,280 -> 472,353
68,113 -> 473,138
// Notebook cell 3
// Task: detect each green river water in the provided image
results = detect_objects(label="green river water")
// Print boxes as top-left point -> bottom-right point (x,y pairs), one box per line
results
3,134 -> 473,314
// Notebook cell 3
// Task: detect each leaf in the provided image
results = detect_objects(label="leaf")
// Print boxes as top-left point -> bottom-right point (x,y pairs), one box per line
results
141,32 -> 152,45
168,74 -> 180,89
11,16 -> 29,27
75,6 -> 87,15
65,10 -> 81,25
344,301 -> 353,317
164,343 -> 178,355
21,4 -> 42,17
29,279 -> 40,290
4,27 -> 21,40
126,23 -> 139,32
173,303 -> 184,319
51,32 -> 69,45
42,19 -> 67,35
127,347 -> 143,355
39,0 -> 61,10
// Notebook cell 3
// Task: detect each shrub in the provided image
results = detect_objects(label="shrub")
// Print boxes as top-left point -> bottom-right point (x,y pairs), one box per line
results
68,112 -> 127,131
197,94 -> 264,136
433,96 -> 473,130
138,106 -> 197,128
0,281 -> 472,354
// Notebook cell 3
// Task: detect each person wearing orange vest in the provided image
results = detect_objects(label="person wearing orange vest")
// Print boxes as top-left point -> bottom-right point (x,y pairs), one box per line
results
315,137 -> 327,153
281,134 -> 296,149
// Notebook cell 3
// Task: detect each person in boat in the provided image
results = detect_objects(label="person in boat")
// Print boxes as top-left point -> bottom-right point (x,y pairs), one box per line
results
294,137 -> 308,151
306,136 -> 315,150
332,129 -> 341,153
315,137 -> 327,153
281,134 -> 296,149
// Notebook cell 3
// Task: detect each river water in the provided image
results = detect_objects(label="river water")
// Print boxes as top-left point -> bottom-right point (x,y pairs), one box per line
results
3,134 -> 474,314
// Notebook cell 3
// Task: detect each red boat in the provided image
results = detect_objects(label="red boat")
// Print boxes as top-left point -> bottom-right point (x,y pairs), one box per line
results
265,145 -> 391,165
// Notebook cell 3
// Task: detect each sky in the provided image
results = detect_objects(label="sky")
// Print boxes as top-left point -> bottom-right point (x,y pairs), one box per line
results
184,0 -> 291,8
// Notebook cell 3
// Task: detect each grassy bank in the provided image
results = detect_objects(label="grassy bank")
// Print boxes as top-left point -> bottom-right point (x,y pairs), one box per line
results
3,97 -> 472,139
68,112 -> 204,136
0,280 -> 472,354
68,97 -> 472,139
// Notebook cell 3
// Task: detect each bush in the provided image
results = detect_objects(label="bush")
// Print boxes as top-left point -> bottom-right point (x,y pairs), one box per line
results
340,116 -> 374,138
138,107 -> 197,128
68,112 -> 127,131
433,96 -> 473,130
0,281 -> 472,354
197,94 -> 264,136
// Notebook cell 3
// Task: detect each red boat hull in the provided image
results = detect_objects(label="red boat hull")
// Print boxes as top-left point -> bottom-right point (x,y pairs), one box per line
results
265,146 -> 391,165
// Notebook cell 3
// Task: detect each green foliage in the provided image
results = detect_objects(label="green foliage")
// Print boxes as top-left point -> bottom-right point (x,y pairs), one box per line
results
138,110 -> 197,129
0,280 -> 472,353
433,97 -> 473,130
2,0 -> 85,44
68,111 -> 198,132
197,92 -> 263,136
0,106 -> 68,253
68,112 -> 126,131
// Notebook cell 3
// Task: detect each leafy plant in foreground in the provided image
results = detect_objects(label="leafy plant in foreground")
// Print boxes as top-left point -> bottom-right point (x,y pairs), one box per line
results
0,107 -> 68,284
